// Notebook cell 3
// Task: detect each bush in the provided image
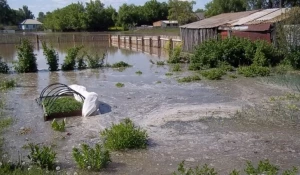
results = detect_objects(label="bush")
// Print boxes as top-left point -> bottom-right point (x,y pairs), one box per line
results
77,54 -> 87,70
100,118 -> 148,150
0,79 -> 16,90
201,68 -> 225,80
86,53 -> 105,69
72,143 -> 110,171
14,39 -> 38,73
189,63 -> 202,71
168,44 -> 182,64
0,57 -> 9,74
157,61 -> 165,66
51,118 -> 66,132
115,82 -> 124,88
238,65 -> 270,77
172,64 -> 181,72
27,143 -> 56,169
191,37 -> 284,70
61,46 -> 83,71
42,42 -> 59,71
177,75 -> 201,83
286,50 -> 300,69
111,61 -> 131,68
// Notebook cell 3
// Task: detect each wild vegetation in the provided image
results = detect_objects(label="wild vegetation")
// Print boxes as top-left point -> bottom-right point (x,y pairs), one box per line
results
115,82 -> 125,88
136,70 -> 143,75
27,143 -> 57,169
100,118 -> 148,150
86,53 -> 105,69
0,57 -> 9,74
42,42 -> 59,71
72,143 -> 111,171
177,75 -> 201,83
14,39 -> 38,73
0,79 -> 16,90
111,61 -> 132,68
201,68 -> 226,80
51,118 -> 66,132
61,46 -> 83,71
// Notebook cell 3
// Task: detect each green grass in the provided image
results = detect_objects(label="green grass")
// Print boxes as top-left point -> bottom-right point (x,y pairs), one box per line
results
100,118 -> 148,151
116,82 -> 124,88
177,75 -> 201,83
136,71 -> 143,75
111,61 -> 132,68
43,97 -> 82,115
238,65 -> 270,77
165,72 -> 173,76
0,117 -> 13,132
172,64 -> 181,72
51,118 -> 66,132
229,74 -> 238,79
201,68 -> 226,80
157,61 -> 165,66
0,79 -> 17,90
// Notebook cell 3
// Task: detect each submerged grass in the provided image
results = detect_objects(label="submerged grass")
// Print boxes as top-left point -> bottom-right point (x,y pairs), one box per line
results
165,72 -> 173,76
116,82 -> 124,88
177,75 -> 201,83
0,79 -> 17,90
43,97 -> 82,115
111,61 -> 132,68
135,71 -> 143,75
156,61 -> 165,66
172,64 -> 181,72
201,68 -> 225,80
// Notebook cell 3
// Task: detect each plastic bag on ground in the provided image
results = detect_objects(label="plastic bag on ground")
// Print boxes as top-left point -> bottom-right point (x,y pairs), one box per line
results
82,92 -> 99,117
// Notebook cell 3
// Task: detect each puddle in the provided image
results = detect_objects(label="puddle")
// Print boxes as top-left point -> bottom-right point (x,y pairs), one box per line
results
0,42 -> 300,174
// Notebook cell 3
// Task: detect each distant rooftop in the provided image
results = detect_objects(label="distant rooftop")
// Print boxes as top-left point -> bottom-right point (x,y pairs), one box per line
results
161,20 -> 178,24
20,19 -> 43,25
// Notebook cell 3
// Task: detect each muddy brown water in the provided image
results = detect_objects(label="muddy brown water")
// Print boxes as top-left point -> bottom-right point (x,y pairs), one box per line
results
0,42 -> 300,174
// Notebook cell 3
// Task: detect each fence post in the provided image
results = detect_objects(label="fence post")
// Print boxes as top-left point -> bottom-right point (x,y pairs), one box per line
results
73,34 -> 75,42
169,38 -> 173,50
57,37 -> 60,43
157,36 -> 161,48
117,35 -> 120,47
141,36 -> 144,47
36,35 -> 39,45
149,37 -> 153,47
108,34 -> 111,46
129,36 -> 132,48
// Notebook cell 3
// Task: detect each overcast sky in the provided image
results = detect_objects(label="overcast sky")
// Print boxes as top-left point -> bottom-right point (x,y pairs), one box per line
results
7,0 -> 211,17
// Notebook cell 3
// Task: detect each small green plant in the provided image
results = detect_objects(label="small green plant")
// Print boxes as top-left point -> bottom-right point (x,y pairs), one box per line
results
42,42 -> 59,71
229,170 -> 240,175
27,143 -> 56,169
168,44 -> 182,64
173,161 -> 218,175
115,82 -> 124,88
61,46 -> 83,71
172,64 -> 181,72
14,39 -> 38,73
238,65 -> 270,77
283,167 -> 298,175
157,61 -> 165,66
111,61 -> 132,68
229,74 -> 238,79
86,53 -> 105,69
100,118 -> 148,150
156,81 -> 162,84
0,79 -> 17,90
0,57 -> 9,74
189,63 -> 202,71
165,72 -> 173,76
201,69 -> 225,80
72,143 -> 111,171
178,75 -> 201,83
245,160 -> 278,175
136,70 -> 143,75
51,118 -> 66,132
43,97 -> 82,115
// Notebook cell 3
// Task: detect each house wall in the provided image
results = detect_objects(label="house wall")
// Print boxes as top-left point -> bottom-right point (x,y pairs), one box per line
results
220,30 -> 271,43
180,28 -> 218,52
22,24 -> 41,30
153,21 -> 162,27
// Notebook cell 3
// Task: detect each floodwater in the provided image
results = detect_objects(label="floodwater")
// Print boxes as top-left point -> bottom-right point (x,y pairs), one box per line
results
0,42 -> 300,174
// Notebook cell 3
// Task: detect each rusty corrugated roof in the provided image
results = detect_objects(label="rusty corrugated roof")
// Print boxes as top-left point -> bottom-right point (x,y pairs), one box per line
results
245,8 -> 289,24
180,10 -> 259,29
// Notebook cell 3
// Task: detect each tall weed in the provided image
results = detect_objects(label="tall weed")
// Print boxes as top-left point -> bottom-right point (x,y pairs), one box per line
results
14,39 -> 38,73
0,57 -> 9,74
61,46 -> 83,71
42,42 -> 59,71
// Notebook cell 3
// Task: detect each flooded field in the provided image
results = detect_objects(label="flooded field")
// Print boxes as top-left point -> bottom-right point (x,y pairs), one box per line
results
0,42 -> 300,174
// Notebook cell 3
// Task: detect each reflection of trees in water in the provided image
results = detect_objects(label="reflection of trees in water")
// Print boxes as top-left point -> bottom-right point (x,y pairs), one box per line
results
119,48 -> 136,57
0,44 -> 18,62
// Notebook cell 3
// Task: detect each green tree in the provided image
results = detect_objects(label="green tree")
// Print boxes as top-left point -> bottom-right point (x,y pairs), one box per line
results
195,8 -> 205,13
37,12 -> 45,22
116,4 -> 142,29
18,5 -> 35,20
205,0 -> 247,17
168,0 -> 197,25
0,0 -> 11,25
143,0 -> 168,24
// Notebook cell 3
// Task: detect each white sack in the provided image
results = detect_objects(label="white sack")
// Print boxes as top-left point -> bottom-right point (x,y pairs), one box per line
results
82,92 -> 99,117
69,84 -> 87,102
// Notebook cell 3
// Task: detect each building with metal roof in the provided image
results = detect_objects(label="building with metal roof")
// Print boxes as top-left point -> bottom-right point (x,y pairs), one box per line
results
180,8 -> 289,52
20,19 -> 43,31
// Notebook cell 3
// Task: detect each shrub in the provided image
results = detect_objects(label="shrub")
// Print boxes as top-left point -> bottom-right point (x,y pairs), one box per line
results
42,42 -> 59,71
27,143 -> 56,169
238,65 -> 270,77
172,64 -> 181,72
165,72 -> 173,76
86,53 -> 105,69
135,70 -> 142,75
100,118 -> 148,150
273,64 -> 293,75
189,63 -> 202,71
115,82 -> 124,88
201,68 -> 225,80
0,57 -> 9,74
61,46 -> 83,71
173,161 -> 217,175
177,75 -> 201,83
157,61 -> 165,66
0,79 -> 16,90
51,118 -> 66,132
77,54 -> 87,70
168,44 -> 182,64
14,39 -> 38,73
245,160 -> 278,175
286,50 -> 300,69
111,61 -> 131,68
72,143 -> 110,171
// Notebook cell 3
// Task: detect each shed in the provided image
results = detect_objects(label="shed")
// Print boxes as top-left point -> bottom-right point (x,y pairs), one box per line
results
180,8 -> 289,52
20,19 -> 43,31
153,20 -> 178,28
